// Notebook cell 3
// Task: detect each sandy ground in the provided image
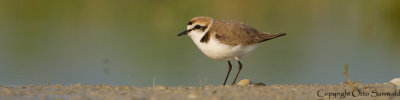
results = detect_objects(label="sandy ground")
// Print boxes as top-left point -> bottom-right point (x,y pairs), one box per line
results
1,82 -> 400,100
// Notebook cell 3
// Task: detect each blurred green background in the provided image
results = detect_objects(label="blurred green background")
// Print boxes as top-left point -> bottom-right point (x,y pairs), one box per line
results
0,0 -> 399,86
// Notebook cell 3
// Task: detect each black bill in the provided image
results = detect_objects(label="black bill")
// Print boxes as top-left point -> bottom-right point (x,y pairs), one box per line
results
177,30 -> 190,36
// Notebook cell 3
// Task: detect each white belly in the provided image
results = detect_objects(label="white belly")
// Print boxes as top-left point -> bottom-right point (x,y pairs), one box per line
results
188,31 -> 259,61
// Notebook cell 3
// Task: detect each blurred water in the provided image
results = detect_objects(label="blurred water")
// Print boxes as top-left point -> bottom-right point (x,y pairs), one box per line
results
0,0 -> 399,86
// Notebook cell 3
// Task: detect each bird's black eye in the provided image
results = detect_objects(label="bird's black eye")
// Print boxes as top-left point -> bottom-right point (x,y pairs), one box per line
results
194,25 -> 201,29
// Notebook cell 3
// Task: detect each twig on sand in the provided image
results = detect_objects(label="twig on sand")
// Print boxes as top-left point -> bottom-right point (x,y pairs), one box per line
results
153,76 -> 156,87
344,64 -> 357,91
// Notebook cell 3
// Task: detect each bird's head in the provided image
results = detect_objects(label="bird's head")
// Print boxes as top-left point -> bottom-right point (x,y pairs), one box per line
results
178,16 -> 213,36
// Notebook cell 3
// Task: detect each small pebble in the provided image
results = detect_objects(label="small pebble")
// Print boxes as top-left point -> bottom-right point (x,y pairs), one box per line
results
156,86 -> 166,90
390,78 -> 400,87
187,94 -> 197,99
237,79 -> 251,86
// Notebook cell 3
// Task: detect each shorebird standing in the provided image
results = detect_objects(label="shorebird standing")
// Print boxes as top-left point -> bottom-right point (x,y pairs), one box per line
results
177,16 -> 286,85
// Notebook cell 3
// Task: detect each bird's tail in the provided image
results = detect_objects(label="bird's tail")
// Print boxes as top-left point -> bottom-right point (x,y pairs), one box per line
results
257,33 -> 286,43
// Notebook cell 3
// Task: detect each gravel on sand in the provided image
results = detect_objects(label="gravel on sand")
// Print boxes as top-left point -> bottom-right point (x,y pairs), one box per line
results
1,82 -> 399,100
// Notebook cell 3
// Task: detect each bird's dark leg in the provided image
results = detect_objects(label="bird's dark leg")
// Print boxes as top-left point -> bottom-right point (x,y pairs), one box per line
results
232,61 -> 243,85
223,61 -> 232,85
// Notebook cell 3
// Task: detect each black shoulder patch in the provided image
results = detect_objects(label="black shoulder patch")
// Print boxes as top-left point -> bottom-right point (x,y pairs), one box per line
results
200,31 -> 211,43
200,26 -> 207,31
215,34 -> 222,39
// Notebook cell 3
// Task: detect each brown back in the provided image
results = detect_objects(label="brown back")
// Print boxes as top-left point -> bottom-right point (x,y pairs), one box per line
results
209,19 -> 285,46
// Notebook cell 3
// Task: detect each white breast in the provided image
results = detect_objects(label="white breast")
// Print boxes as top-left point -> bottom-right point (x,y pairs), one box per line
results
188,31 -> 259,61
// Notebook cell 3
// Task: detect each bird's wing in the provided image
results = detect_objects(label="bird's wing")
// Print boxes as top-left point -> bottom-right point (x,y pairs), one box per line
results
211,20 -> 265,45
